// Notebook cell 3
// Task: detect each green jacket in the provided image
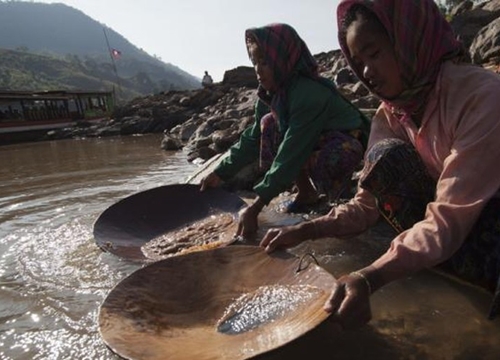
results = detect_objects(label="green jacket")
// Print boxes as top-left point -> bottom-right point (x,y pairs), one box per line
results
215,75 -> 370,204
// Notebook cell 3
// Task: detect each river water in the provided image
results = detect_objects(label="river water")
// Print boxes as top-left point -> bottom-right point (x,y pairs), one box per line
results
1,134 -> 500,360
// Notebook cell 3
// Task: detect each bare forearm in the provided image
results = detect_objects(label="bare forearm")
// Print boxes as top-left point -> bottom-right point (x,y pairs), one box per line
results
248,196 -> 266,214
356,263 -> 411,294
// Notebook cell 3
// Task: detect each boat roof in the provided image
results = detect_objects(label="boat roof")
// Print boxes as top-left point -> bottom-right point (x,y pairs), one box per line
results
0,90 -> 113,101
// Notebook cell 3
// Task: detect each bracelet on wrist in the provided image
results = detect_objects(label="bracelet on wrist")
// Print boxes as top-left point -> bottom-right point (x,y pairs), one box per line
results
350,271 -> 372,295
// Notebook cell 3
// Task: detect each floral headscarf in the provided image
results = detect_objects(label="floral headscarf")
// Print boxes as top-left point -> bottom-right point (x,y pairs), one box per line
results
245,23 -> 328,129
337,0 -> 466,121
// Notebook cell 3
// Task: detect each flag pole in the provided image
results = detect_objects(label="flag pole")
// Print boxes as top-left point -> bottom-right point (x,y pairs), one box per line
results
103,27 -> 123,98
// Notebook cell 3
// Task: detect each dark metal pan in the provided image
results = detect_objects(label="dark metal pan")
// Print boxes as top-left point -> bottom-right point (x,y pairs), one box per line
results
93,184 -> 246,261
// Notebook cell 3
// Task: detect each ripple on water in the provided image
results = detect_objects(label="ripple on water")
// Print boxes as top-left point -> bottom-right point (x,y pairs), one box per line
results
0,287 -> 35,321
0,214 -> 138,360
0,327 -> 121,360
3,215 -> 138,293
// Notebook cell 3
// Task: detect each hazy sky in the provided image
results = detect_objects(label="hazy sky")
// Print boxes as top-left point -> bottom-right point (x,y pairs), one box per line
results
36,0 -> 342,81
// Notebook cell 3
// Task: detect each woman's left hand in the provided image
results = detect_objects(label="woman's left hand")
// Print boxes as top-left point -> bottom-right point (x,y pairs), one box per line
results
236,197 -> 266,239
259,224 -> 305,252
236,206 -> 259,238
324,273 -> 372,330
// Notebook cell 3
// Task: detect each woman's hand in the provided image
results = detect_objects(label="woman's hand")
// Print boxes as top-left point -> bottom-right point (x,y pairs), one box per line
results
324,272 -> 372,330
236,197 -> 266,239
200,172 -> 222,191
236,205 -> 259,238
260,223 -> 311,252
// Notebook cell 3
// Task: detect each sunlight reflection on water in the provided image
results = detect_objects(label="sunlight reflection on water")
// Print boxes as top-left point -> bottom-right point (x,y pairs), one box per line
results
0,135 -> 196,360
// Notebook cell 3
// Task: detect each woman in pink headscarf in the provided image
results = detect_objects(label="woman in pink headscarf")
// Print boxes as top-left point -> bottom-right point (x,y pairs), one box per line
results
260,0 -> 500,328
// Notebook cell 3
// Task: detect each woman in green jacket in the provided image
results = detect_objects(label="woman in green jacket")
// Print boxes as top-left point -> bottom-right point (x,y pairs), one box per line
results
201,23 -> 369,237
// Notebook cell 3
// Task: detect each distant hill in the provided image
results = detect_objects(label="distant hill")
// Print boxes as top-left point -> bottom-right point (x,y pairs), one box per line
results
0,1 -> 201,102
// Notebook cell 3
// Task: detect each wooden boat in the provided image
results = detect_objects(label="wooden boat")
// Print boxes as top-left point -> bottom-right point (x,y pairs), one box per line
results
0,90 -> 114,145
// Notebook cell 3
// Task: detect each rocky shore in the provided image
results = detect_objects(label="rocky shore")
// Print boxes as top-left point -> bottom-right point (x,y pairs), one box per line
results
44,0 -> 500,191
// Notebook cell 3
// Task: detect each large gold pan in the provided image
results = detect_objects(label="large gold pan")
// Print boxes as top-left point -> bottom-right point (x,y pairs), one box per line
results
99,245 -> 336,360
93,184 -> 245,261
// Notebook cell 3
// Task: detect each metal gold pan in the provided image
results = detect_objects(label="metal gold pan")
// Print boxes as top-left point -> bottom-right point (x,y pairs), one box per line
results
93,184 -> 246,261
98,245 -> 336,360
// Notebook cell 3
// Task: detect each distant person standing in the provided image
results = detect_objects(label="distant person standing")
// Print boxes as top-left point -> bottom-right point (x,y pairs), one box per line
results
202,71 -> 214,88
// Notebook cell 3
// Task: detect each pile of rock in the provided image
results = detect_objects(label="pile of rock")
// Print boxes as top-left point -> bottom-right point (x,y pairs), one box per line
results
451,0 -> 500,67
174,0 -> 500,165
161,49 -> 382,164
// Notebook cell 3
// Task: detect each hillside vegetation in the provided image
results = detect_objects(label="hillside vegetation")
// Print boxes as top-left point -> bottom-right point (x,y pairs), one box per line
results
0,1 -> 201,102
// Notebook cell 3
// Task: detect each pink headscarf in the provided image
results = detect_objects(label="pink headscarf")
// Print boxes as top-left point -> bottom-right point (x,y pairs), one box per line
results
337,0 -> 466,120
246,23 -> 336,129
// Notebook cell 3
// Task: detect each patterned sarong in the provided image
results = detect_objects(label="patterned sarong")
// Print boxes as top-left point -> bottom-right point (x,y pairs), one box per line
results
359,138 -> 500,317
260,112 -> 364,201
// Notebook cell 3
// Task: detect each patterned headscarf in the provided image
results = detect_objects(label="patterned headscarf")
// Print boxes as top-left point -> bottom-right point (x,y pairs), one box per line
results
245,23 -> 329,129
337,0 -> 466,121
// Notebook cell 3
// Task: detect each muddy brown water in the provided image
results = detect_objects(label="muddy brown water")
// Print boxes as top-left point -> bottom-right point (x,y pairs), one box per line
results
1,134 -> 499,359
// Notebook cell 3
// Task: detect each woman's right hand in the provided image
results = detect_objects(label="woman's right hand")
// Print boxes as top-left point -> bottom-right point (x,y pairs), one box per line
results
200,172 -> 222,191
259,224 -> 308,253
324,273 -> 372,330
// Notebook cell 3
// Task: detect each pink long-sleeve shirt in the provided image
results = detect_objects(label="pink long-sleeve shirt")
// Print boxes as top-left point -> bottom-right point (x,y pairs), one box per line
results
313,60 -> 500,277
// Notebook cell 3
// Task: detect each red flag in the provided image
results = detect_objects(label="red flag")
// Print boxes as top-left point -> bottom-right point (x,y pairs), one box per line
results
111,48 -> 121,59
